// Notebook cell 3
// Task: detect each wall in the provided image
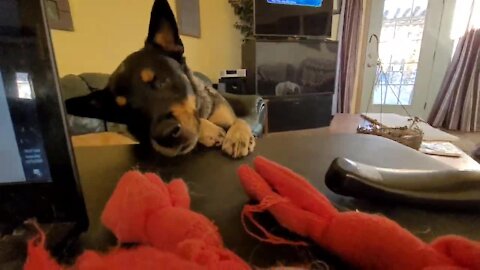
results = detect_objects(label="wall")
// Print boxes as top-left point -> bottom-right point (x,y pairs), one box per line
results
50,0 -> 243,81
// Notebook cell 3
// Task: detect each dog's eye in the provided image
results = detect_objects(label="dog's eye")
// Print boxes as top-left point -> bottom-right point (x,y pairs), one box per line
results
164,111 -> 174,120
149,78 -> 170,90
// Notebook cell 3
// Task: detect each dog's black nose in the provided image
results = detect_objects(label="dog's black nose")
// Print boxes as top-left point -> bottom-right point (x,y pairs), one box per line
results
170,124 -> 181,138
152,121 -> 183,148
159,123 -> 182,141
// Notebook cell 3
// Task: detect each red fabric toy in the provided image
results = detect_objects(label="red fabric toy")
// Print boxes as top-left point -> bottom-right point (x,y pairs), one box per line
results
237,156 -> 480,270
24,171 -> 249,270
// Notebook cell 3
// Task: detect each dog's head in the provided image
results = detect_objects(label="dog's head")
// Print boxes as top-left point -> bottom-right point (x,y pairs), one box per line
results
66,0 -> 201,157
107,48 -> 200,157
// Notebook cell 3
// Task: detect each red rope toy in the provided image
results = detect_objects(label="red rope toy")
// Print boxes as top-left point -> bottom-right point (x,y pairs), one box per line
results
23,157 -> 480,269
237,156 -> 480,270
24,171 -> 249,270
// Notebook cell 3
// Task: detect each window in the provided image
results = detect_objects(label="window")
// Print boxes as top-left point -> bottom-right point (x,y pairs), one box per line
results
16,72 -> 34,100
373,0 -> 429,105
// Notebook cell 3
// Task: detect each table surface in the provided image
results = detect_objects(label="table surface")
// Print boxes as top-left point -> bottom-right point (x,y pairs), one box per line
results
73,128 -> 480,269
330,113 -> 480,171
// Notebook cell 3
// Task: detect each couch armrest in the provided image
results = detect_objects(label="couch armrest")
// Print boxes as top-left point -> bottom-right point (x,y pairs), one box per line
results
60,73 -> 110,101
61,73 -> 121,135
220,92 -> 266,136
191,71 -> 266,135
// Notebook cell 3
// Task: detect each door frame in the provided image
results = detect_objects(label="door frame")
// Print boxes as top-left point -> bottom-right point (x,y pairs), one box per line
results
358,0 -> 455,119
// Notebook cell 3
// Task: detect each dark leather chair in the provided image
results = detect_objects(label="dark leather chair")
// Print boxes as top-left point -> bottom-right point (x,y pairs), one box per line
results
60,73 -> 266,136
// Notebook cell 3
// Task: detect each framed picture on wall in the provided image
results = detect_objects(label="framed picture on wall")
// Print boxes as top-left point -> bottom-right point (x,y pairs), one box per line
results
176,0 -> 201,38
45,0 -> 74,31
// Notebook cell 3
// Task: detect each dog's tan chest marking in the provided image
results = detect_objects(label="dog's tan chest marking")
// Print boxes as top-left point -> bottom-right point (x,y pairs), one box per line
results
208,104 -> 236,129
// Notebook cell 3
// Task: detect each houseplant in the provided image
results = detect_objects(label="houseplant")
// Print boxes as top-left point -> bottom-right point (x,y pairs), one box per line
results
229,0 -> 254,38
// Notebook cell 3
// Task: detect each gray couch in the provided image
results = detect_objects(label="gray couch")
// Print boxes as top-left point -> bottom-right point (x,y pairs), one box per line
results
60,73 -> 266,137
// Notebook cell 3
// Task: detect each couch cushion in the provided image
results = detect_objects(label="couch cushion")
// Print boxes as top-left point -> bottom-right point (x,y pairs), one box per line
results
60,75 -> 91,101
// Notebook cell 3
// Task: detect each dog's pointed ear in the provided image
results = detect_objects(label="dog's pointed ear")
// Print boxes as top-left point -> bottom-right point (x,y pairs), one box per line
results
146,0 -> 184,56
65,89 -> 129,124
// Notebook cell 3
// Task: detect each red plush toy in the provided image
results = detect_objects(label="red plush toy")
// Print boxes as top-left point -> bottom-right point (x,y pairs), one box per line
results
237,156 -> 480,270
24,171 -> 249,270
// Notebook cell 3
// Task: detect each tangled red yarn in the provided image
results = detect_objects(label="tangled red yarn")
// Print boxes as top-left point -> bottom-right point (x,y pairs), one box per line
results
24,171 -> 249,270
237,156 -> 480,270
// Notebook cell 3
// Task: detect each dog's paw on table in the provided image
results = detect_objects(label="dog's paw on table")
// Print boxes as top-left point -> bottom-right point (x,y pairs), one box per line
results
222,119 -> 255,159
198,119 -> 226,147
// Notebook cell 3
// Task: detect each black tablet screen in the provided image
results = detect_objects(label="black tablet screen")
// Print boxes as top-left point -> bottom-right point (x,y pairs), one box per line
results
0,0 -> 88,232
0,71 -> 51,184
0,0 -> 52,184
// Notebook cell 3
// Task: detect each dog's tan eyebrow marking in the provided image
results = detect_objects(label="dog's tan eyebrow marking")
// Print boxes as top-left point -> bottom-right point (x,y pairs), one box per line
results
140,68 -> 155,83
115,96 -> 128,107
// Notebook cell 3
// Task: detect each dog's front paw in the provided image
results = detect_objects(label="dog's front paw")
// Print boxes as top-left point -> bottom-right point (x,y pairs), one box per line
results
222,119 -> 255,159
199,119 -> 226,147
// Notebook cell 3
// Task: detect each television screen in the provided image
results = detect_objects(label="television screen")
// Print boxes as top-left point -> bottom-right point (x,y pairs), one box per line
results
255,0 -> 332,37
253,40 -> 338,96
267,0 -> 323,7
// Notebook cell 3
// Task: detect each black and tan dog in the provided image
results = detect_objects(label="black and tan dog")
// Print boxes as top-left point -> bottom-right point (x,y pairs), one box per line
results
66,0 -> 255,158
